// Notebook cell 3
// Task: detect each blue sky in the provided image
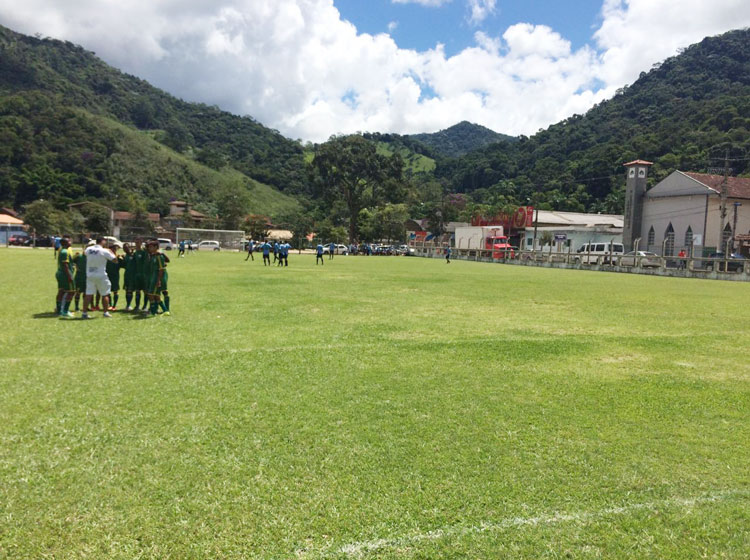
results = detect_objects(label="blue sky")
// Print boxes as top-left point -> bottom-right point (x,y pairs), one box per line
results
1,0 -> 749,141
334,0 -> 605,55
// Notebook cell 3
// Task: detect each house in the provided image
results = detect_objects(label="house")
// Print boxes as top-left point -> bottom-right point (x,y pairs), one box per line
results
165,200 -> 209,227
522,210 -> 623,251
112,210 -> 162,239
623,160 -> 750,255
0,211 -> 25,244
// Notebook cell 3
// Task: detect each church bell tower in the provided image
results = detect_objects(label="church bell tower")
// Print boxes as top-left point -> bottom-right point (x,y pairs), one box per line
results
622,159 -> 653,252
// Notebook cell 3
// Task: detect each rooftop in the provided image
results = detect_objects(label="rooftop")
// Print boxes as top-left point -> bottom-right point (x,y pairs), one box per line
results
683,172 -> 750,200
113,211 -> 160,222
533,210 -> 623,228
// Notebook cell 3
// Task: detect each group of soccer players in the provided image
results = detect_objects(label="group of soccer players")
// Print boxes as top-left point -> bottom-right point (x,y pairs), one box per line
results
245,239 -> 341,266
246,240 -> 292,266
55,236 -> 170,319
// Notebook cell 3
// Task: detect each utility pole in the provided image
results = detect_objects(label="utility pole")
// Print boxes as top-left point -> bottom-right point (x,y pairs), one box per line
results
733,201 -> 742,254
718,149 -> 729,253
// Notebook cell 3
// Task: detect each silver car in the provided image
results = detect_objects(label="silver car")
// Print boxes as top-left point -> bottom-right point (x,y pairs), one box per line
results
619,250 -> 660,268
195,240 -> 221,251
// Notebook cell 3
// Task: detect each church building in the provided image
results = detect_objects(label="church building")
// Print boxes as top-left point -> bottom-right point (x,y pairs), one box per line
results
622,160 -> 750,256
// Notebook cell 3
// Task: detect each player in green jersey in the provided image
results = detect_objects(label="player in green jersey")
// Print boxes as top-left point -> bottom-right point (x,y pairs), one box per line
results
146,240 -> 170,316
105,244 -> 123,310
133,238 -> 149,312
121,243 -> 138,311
72,246 -> 87,312
55,236 -> 75,318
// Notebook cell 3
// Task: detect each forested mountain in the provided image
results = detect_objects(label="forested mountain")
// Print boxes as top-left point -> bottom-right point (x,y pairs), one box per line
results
408,121 -> 516,157
434,29 -> 750,214
2,21 -> 749,235
0,24 -> 305,218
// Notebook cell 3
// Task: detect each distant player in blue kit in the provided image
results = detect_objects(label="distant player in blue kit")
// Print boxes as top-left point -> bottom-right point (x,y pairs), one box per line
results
245,239 -> 254,261
277,241 -> 289,267
328,241 -> 335,260
261,240 -> 271,266
316,243 -> 324,265
445,246 -> 451,264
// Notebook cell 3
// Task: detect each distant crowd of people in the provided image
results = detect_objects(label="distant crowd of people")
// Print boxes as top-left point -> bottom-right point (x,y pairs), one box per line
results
242,240 -> 397,265
54,236 -> 170,319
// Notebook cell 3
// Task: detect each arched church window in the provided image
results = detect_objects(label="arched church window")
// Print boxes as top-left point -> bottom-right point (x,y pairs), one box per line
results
664,223 -> 675,256
684,226 -> 693,248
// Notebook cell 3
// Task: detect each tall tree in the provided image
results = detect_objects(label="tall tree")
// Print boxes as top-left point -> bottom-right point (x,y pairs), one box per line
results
243,214 -> 270,240
215,182 -> 251,230
284,212 -> 313,252
311,135 -> 404,242
80,204 -> 112,235
22,199 -> 55,235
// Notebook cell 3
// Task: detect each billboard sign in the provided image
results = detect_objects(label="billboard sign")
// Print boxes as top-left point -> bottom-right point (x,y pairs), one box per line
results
471,206 -> 534,230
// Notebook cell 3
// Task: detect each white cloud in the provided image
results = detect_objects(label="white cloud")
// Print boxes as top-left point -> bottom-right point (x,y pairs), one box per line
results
593,0 -> 750,86
0,0 -> 749,143
467,0 -> 496,25
388,20 -> 399,33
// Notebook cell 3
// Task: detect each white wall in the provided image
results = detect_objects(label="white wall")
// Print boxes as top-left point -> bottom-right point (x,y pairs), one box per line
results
642,195 -> 750,254
523,228 -> 622,251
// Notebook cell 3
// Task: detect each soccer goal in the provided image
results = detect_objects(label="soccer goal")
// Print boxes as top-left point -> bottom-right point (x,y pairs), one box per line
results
176,228 -> 246,251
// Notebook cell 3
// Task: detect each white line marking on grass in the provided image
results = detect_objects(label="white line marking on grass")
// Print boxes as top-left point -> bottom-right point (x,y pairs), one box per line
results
298,489 -> 748,558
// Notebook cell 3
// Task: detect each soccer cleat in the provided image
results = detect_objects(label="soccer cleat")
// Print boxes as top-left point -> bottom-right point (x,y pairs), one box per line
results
92,306 -> 100,311
161,311 -> 171,317
125,306 -> 133,311
59,311 -> 75,319
103,311 -> 112,318
108,306 -> 117,311
80,313 -> 91,320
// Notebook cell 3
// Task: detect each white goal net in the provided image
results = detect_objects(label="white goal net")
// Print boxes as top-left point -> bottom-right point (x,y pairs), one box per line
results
176,228 -> 246,251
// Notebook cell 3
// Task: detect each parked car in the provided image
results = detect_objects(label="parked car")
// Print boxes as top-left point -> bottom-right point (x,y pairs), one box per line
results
25,235 -> 54,247
704,252 -> 747,272
322,243 -> 348,255
618,250 -> 661,268
195,240 -> 221,251
158,238 -> 173,250
8,233 -> 29,245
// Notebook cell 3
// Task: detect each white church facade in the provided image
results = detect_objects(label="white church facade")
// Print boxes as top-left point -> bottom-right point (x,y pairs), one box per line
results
622,160 -> 750,256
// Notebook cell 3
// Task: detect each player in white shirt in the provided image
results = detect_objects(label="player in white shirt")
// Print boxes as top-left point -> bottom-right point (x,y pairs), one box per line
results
81,236 -> 116,319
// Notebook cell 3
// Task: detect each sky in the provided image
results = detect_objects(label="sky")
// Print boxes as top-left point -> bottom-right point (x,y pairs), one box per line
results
1,0 -> 749,143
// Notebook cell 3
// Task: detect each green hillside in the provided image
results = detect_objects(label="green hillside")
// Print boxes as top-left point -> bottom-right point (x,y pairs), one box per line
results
0,24 -> 306,218
409,121 -> 516,157
435,29 -> 750,213
374,141 -> 436,174
0,90 -> 299,217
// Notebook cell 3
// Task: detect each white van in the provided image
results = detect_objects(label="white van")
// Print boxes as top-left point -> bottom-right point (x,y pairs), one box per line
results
158,238 -> 173,250
574,242 -> 624,265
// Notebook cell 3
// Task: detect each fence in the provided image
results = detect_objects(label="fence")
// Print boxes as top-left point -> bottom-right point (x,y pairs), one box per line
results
407,241 -> 750,281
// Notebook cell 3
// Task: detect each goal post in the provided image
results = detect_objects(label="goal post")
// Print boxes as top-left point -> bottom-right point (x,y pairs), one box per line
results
176,228 -> 246,251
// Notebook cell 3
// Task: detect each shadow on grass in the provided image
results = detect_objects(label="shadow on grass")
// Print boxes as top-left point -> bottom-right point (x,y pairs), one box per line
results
131,313 -> 155,320
32,312 -> 61,319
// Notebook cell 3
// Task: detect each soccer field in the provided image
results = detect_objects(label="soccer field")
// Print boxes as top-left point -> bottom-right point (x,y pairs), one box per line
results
1,247 -> 749,558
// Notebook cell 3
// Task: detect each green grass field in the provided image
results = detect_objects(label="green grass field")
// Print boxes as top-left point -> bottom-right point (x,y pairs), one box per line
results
1,247 -> 749,559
